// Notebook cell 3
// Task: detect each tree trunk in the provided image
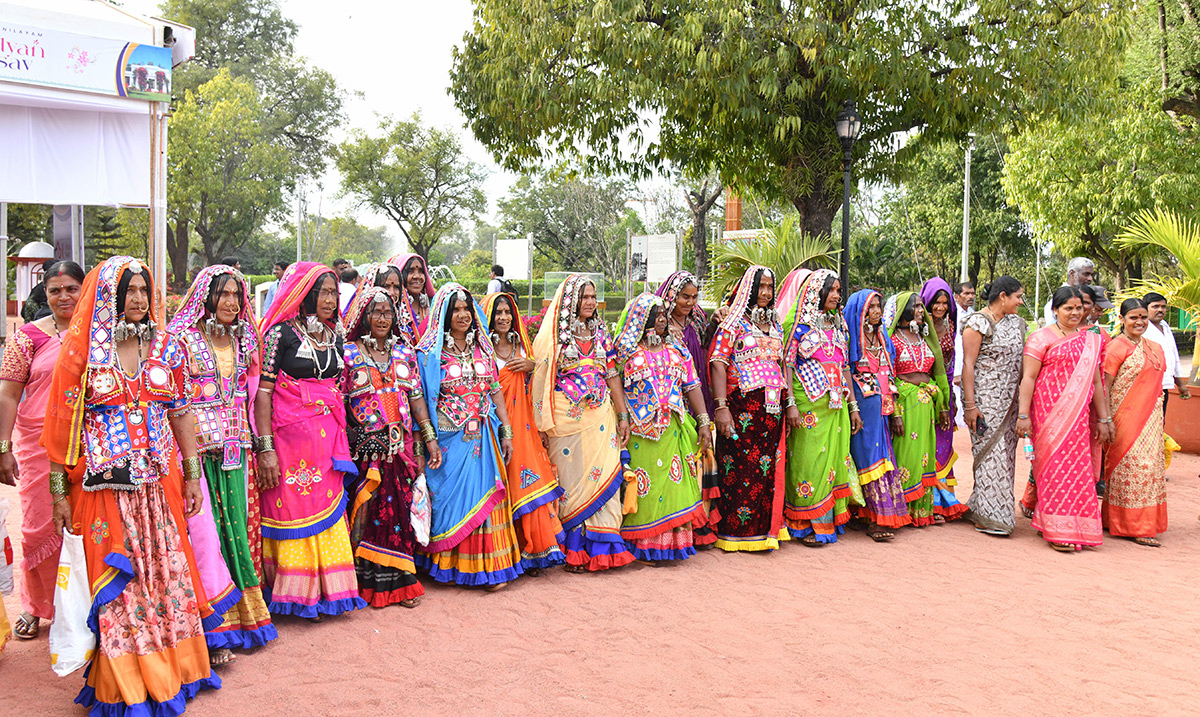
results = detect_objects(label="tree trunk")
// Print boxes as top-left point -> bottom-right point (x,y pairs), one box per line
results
792,180 -> 839,238
685,180 -> 722,281
167,218 -> 191,291
969,249 -> 981,288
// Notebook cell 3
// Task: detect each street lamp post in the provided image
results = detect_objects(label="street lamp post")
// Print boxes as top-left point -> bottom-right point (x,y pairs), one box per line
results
834,100 -> 862,295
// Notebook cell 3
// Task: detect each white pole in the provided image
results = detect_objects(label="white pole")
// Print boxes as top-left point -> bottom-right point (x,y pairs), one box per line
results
0,202 -> 7,340
625,228 -> 632,305
1035,239 -> 1042,324
71,205 -> 84,265
960,134 -> 973,283
149,102 -> 169,316
527,232 -> 534,316
295,196 -> 302,263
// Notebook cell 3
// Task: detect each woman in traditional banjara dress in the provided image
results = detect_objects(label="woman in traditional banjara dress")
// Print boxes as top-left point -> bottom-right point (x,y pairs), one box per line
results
415,284 -> 524,589
343,286 -> 441,605
170,264 -> 277,663
43,256 -> 221,714
615,292 -> 712,564
255,262 -> 366,618
531,274 -> 635,572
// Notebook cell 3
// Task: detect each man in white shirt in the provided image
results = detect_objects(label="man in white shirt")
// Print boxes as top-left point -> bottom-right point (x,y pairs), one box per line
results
338,266 -> 359,314
263,260 -> 288,312
951,281 -> 975,428
1043,257 -> 1095,324
1143,292 -> 1191,413
486,264 -> 506,295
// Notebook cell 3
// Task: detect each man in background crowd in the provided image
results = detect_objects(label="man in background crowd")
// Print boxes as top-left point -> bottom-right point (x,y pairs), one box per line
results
220,256 -> 242,272
953,281 -> 975,331
487,264 -> 506,295
1043,257 -> 1095,323
1143,292 -> 1191,413
263,260 -> 288,312
339,266 -> 359,313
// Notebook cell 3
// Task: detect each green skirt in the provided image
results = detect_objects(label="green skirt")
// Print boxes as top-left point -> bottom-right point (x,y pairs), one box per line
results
784,381 -> 859,543
892,381 -> 939,526
621,414 -> 706,559
202,454 -> 261,589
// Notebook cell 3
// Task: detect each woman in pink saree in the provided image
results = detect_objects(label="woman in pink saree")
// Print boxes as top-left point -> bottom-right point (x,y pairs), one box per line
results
1016,287 -> 1114,551
0,261 -> 85,640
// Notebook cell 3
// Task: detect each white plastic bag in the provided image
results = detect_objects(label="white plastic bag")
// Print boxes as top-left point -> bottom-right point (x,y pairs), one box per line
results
410,474 -> 431,546
0,498 -> 13,595
49,533 -> 95,677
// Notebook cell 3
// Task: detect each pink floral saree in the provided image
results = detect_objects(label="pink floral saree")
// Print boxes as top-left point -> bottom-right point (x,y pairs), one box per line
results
1021,327 -> 1103,547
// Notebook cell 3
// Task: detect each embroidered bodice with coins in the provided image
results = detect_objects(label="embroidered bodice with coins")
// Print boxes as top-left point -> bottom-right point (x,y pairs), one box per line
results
853,333 -> 897,416
438,342 -> 498,433
556,327 -> 617,411
177,327 -> 255,470
623,343 -> 699,440
262,321 -> 345,381
891,332 -> 936,375
80,331 -> 191,490
710,317 -> 786,412
790,320 -> 850,409
342,341 -> 421,460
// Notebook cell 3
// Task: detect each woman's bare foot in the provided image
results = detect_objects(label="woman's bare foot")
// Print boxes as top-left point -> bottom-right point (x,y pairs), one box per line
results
210,648 -> 236,667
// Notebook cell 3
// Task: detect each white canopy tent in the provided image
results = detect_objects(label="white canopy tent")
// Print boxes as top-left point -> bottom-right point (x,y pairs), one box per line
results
0,0 -> 195,334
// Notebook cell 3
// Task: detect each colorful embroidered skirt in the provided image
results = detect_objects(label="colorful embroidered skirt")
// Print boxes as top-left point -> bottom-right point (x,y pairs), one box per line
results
262,518 -> 367,618
785,386 -> 854,543
713,388 -> 787,552
77,483 -> 221,714
893,381 -> 966,526
349,454 -> 425,605
621,414 -> 706,561
850,386 -> 911,528
417,493 -> 524,587
546,397 -> 634,571
200,455 -> 276,648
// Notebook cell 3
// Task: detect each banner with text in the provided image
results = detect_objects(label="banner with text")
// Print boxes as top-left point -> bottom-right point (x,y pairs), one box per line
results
0,21 -> 171,101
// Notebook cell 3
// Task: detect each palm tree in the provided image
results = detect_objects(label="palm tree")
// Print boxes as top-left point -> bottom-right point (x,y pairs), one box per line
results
706,214 -> 838,303
1116,208 -> 1200,383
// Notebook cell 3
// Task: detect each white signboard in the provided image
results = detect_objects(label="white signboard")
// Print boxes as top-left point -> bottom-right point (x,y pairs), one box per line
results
630,233 -> 677,283
495,238 -> 530,280
644,232 -> 677,282
0,21 -> 172,100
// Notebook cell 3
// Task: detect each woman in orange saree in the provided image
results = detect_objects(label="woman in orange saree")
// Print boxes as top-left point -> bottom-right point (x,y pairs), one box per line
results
1016,287 -> 1114,551
1101,299 -> 1168,546
43,256 -> 219,714
484,292 -> 566,572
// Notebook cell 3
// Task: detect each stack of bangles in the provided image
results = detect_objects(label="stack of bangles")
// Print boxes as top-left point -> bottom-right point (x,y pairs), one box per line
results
499,425 -> 514,440
49,470 -> 68,503
848,400 -> 860,413
419,420 -> 437,444
254,434 -> 276,453
1097,417 -> 1113,424
183,456 -> 203,483
714,397 -> 728,411
784,396 -> 796,409
617,412 -> 630,423
696,413 -> 712,429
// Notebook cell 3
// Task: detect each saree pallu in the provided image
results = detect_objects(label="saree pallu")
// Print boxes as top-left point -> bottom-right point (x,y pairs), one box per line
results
713,389 -> 787,551
260,374 -> 365,617
546,396 -> 634,570
785,385 -> 854,543
621,414 -> 707,561
201,455 -> 276,648
893,381 -> 967,526
1021,329 -> 1103,547
70,468 -> 221,714
934,392 -> 958,489
349,450 -> 424,604
1102,339 -> 1168,538
496,365 -> 566,570
416,423 -> 523,586
850,386 -> 911,528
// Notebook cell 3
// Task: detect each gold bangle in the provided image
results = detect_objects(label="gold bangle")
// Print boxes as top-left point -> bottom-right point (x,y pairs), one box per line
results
499,425 -> 514,440
183,456 -> 203,482
0,440 -> 10,454
49,471 -> 69,496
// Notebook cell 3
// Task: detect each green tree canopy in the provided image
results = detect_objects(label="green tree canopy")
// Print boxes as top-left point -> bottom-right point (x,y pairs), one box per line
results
169,70 -> 290,274
1002,84 -> 1200,288
497,170 -> 631,278
335,115 -> 487,262
450,0 -> 1126,238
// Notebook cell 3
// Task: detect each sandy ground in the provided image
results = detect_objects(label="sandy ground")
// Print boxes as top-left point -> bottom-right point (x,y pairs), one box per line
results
2,430 -> 1198,717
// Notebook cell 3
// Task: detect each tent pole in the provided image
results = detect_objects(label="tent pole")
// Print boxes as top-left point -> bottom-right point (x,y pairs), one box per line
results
150,102 -> 169,321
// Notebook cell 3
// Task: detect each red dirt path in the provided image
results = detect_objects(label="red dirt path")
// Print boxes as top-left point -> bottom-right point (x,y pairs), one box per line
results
3,430 -> 1198,716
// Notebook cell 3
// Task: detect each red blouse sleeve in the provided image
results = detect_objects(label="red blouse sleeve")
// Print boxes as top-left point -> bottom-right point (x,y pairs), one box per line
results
0,327 -> 35,383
